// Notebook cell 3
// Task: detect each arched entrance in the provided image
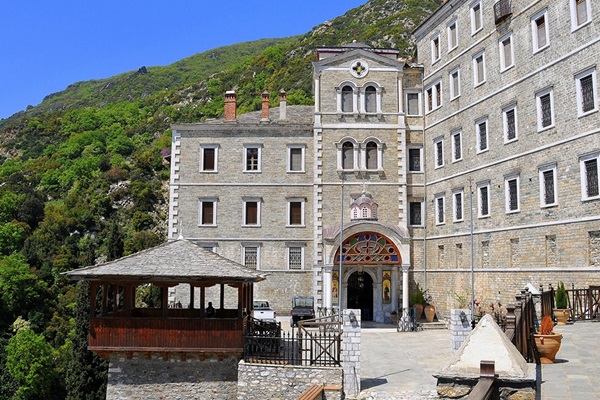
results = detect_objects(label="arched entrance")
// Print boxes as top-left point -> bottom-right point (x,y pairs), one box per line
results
347,271 -> 374,321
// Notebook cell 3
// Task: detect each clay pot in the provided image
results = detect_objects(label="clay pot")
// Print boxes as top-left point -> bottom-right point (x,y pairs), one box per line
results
534,333 -> 563,363
553,309 -> 570,326
414,304 -> 424,320
424,305 -> 436,323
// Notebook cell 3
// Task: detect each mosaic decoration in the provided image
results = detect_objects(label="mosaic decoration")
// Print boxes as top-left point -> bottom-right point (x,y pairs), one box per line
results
335,232 -> 401,265
382,270 -> 391,303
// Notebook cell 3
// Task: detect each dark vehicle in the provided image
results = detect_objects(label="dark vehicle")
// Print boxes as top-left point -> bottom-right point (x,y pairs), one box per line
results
291,296 -> 315,326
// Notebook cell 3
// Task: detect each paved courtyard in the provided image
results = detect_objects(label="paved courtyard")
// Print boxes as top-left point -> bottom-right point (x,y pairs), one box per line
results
359,321 -> 600,400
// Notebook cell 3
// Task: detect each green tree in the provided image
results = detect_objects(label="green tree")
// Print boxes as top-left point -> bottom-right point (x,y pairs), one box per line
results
106,222 -> 124,261
0,254 -> 45,319
5,326 -> 56,399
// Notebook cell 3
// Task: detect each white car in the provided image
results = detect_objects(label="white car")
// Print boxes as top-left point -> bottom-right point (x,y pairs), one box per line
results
252,300 -> 276,322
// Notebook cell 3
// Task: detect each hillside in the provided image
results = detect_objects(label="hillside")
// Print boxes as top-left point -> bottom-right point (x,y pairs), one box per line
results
0,0 -> 441,398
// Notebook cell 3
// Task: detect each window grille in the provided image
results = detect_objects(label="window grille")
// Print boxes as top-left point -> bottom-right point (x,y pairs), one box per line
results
244,247 -> 257,269
478,122 -> 487,151
288,247 -> 302,269
506,109 -> 516,140
586,159 -> 599,197
454,133 -> 462,160
455,193 -> 463,220
437,197 -> 445,224
436,141 -> 443,167
581,75 -> 594,113
508,179 -> 518,211
480,186 -> 489,216
540,93 -> 552,127
543,170 -> 555,205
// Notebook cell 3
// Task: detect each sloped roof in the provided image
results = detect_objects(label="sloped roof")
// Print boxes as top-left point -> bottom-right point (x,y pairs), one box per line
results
66,239 -> 266,283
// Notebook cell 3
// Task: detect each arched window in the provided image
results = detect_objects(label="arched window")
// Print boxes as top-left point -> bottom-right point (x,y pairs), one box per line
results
342,141 -> 354,170
365,141 -> 378,170
342,86 -> 354,113
365,86 -> 377,113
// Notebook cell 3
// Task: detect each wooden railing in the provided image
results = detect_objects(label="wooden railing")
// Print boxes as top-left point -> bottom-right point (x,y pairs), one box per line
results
466,361 -> 496,400
89,316 -> 244,353
567,285 -> 600,321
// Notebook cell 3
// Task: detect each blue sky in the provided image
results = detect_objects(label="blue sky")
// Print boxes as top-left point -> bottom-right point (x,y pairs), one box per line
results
0,1 -> 365,120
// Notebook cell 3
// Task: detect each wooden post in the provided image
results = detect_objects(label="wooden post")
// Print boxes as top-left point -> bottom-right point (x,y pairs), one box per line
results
189,284 -> 195,309
220,283 -> 225,309
162,285 -> 169,318
200,286 -> 206,317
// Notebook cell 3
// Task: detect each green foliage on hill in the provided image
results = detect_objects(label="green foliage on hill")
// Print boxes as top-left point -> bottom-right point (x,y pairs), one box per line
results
0,0 -> 441,396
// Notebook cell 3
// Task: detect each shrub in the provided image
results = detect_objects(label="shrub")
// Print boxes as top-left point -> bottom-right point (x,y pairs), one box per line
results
539,315 -> 554,335
410,283 -> 425,306
555,282 -> 568,310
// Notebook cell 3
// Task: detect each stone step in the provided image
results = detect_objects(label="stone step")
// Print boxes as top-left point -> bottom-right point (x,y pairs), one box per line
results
419,321 -> 447,330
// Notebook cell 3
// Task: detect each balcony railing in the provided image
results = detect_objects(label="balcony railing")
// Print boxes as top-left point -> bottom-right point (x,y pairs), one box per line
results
494,0 -> 512,24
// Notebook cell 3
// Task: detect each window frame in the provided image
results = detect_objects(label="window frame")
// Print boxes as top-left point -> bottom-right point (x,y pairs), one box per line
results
434,137 -> 445,169
499,33 -> 514,72
337,83 -> 358,114
570,0 -> 592,31
243,144 -> 262,173
473,50 -> 486,87
539,164 -> 558,208
435,194 -> 446,225
287,144 -> 306,173
242,197 -> 262,227
425,79 -> 442,113
337,139 -> 359,172
471,0 -> 483,35
287,197 -> 306,227
405,90 -> 422,116
447,20 -> 458,52
453,189 -> 465,223
502,103 -> 518,143
475,117 -> 489,154
580,153 -> 600,201
477,182 -> 491,218
199,144 -> 219,172
362,84 -> 382,114
531,9 -> 550,53
242,244 -> 261,270
286,244 -> 305,270
408,147 -> 423,173
575,68 -> 598,117
198,198 -> 217,226
361,138 -> 384,172
504,175 -> 521,214
450,67 -> 461,100
431,33 -> 441,64
536,87 -> 555,131
409,201 -> 424,226
451,129 -> 463,163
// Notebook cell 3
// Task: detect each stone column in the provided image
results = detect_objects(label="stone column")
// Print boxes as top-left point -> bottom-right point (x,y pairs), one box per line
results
323,265 -> 333,310
342,309 -> 361,398
401,264 -> 410,312
450,309 -> 472,354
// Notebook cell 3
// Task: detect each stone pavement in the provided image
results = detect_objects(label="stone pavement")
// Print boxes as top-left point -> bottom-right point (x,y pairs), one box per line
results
358,320 -> 600,400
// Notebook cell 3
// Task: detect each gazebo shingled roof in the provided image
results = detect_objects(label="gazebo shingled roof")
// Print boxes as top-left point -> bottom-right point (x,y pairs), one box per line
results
66,239 -> 266,283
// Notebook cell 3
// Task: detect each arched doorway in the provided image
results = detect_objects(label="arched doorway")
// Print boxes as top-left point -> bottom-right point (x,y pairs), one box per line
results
347,271 -> 373,321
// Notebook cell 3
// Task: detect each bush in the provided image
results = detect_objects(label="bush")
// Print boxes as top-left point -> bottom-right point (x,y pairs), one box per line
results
555,282 -> 568,310
539,315 -> 554,335
410,283 -> 425,306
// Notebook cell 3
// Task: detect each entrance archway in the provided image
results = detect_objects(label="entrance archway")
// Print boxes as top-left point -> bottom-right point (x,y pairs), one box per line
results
347,271 -> 373,321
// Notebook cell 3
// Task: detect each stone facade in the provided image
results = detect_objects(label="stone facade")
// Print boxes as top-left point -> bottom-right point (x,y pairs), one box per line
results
413,0 -> 600,313
106,352 -> 239,400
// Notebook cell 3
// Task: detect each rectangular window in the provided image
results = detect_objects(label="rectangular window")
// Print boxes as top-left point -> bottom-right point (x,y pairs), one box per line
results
287,199 -> 305,226
452,130 -> 462,162
409,201 -> 423,226
243,199 -> 261,226
499,33 -> 514,71
581,154 -> 600,200
244,145 -> 262,172
200,145 -> 218,172
503,104 -> 518,142
473,51 -> 486,86
434,138 -> 444,168
478,183 -> 490,217
426,80 -> 442,113
199,199 -> 217,226
435,195 -> 446,225
453,190 -> 464,222
288,246 -> 304,270
539,165 -> 558,207
471,1 -> 483,34
448,21 -> 458,51
288,145 -> 305,172
431,34 -> 441,63
532,10 -> 549,52
571,0 -> 591,30
536,88 -> 554,130
243,246 -> 259,269
406,92 -> 422,116
505,176 -> 520,213
408,148 -> 422,172
476,118 -> 488,153
576,69 -> 598,116
450,68 -> 460,99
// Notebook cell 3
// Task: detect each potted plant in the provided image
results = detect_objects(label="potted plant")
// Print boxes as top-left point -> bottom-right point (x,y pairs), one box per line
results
534,315 -> 562,363
553,282 -> 570,325
423,291 -> 436,323
410,283 -> 425,319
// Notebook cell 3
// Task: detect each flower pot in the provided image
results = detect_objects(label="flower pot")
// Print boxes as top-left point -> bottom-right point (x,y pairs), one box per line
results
424,305 -> 436,323
414,304 -> 424,320
534,333 -> 562,363
553,309 -> 570,326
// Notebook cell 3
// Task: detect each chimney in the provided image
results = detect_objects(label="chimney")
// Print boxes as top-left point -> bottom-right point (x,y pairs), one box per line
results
261,91 -> 270,122
224,90 -> 237,121
279,89 -> 287,120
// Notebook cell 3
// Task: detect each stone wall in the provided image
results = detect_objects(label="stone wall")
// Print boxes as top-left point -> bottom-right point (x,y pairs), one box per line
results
450,309 -> 472,354
106,352 -> 239,400
342,309 -> 361,397
237,362 -> 342,400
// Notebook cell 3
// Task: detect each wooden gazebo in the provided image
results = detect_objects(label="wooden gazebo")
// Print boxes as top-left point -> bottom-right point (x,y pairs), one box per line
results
66,239 -> 265,358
